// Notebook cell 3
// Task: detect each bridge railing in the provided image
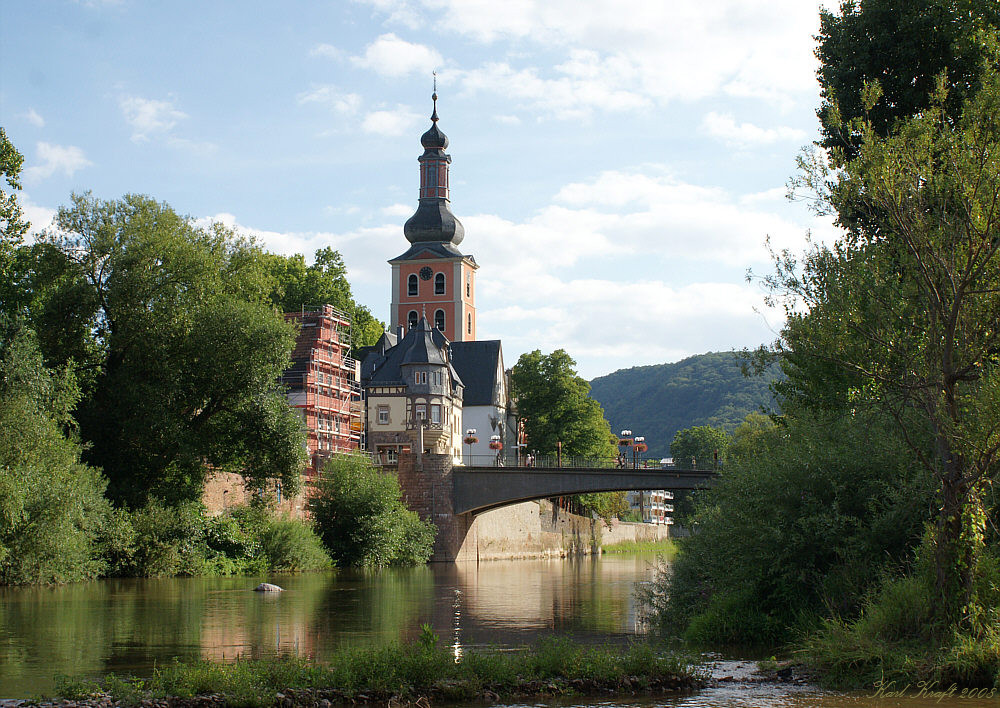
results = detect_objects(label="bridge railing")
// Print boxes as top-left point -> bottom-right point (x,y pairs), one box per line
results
461,454 -> 671,469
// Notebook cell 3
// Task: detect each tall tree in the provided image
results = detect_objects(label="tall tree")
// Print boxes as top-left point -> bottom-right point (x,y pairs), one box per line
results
769,71 -> 1000,624
262,246 -> 385,348
511,349 -> 616,458
816,0 -> 1000,157
42,193 -> 306,506
0,128 -> 29,288
670,425 -> 731,470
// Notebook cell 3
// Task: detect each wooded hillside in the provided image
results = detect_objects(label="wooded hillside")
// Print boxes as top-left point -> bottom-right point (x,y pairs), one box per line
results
588,351 -> 778,459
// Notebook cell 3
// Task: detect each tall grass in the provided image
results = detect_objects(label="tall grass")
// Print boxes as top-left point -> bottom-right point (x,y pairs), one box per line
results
602,538 -> 678,558
55,638 -> 704,707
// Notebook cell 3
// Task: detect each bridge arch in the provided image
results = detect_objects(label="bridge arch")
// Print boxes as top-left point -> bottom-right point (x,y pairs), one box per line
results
452,466 -> 717,515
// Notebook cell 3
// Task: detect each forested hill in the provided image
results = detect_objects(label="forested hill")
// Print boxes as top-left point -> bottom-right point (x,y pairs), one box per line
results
588,351 -> 779,459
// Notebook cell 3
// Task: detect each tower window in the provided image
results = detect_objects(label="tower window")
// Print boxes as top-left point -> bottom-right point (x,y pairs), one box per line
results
466,273 -> 471,298
467,313 -> 472,334
408,310 -> 418,330
434,272 -> 445,295
408,274 -> 418,296
434,309 -> 445,331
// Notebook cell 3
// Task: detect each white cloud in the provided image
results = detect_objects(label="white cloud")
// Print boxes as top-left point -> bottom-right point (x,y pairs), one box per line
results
351,33 -> 442,77
23,142 -> 93,182
297,85 -> 363,115
700,111 -> 807,147
21,108 -> 45,127
454,52 -> 650,120
363,0 -> 822,112
362,105 -> 422,136
119,95 -> 187,142
382,203 -> 413,217
310,43 -> 342,59
20,193 -> 57,237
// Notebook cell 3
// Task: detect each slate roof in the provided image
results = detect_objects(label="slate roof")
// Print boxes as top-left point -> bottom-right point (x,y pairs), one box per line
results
389,240 -> 476,263
361,317 -> 463,392
450,340 -> 503,407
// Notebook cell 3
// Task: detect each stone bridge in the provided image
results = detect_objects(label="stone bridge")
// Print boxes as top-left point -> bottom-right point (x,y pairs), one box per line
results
394,452 -> 718,561
453,466 -> 718,514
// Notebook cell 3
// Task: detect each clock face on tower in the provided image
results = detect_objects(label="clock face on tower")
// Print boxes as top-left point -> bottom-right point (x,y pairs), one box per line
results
419,266 -> 433,281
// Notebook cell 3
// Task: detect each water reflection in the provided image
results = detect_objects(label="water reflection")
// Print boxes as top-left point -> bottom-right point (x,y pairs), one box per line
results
0,556 -> 658,697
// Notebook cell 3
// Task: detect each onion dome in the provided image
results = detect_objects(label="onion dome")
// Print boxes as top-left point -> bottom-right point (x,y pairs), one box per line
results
403,89 -> 465,245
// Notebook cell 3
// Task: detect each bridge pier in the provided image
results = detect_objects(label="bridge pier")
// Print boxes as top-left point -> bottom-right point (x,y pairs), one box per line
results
396,452 -> 474,561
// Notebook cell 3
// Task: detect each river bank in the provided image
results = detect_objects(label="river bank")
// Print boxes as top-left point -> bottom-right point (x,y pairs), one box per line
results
36,640 -> 704,707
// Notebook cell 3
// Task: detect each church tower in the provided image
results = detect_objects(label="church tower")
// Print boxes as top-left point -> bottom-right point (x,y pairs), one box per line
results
389,90 -> 478,342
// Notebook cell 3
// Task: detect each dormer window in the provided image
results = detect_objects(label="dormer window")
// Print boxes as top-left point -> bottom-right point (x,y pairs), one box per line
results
434,273 -> 445,295
408,274 -> 418,296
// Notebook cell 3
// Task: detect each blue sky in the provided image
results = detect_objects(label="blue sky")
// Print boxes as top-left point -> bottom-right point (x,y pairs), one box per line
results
2,0 -> 835,379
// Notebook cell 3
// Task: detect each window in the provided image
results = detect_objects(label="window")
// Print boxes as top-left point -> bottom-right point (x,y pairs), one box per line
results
467,313 -> 472,334
408,310 -> 418,330
431,404 -> 441,424
433,371 -> 443,386
408,274 -> 418,296
434,309 -> 445,331
377,406 -> 389,425
466,273 -> 471,298
415,403 -> 427,420
415,371 -> 427,384
435,272 -> 445,295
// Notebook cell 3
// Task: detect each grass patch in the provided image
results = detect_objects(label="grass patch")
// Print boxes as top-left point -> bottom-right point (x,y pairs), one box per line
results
53,638 -> 704,707
602,538 -> 678,558
799,571 -> 1000,690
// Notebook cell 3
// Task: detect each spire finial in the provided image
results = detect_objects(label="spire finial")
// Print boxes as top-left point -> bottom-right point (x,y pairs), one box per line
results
431,72 -> 439,122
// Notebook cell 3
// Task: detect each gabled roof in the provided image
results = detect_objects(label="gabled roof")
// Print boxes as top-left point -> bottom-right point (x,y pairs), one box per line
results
450,340 -> 503,407
389,241 -> 477,264
361,317 -> 464,392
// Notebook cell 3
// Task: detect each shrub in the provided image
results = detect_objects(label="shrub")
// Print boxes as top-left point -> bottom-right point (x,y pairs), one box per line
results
259,518 -> 331,571
310,454 -> 436,567
0,319 -> 111,585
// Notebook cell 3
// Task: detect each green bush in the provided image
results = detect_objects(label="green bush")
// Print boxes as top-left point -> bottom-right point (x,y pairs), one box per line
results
310,454 -> 437,567
0,318 -> 111,585
259,518 -> 331,571
653,411 -> 934,644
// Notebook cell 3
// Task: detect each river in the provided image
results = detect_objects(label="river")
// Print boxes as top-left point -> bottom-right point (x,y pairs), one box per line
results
0,556 -> 996,707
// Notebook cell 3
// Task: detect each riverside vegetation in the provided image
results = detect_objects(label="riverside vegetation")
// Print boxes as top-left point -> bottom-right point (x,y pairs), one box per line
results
53,633 -> 704,707
651,0 -> 1000,689
0,140 -> 435,582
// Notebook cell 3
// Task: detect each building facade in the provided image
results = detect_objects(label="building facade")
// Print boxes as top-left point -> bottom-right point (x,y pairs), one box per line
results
281,305 -> 361,476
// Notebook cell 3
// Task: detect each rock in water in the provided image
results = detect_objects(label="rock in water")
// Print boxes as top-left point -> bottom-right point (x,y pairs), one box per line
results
254,582 -> 284,592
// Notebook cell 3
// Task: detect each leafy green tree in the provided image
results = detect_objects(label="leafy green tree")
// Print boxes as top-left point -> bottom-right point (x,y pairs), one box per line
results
0,128 -> 28,275
309,454 -> 436,567
816,0 -> 1000,157
262,246 -> 385,348
0,317 -> 111,584
670,425 -> 730,470
770,70 -> 1000,623
39,193 -> 306,506
511,349 -> 616,458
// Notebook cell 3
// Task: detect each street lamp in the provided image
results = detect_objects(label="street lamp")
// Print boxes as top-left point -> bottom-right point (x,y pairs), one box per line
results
489,434 -> 503,466
633,436 -> 647,469
463,428 -> 478,464
617,429 -> 633,468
